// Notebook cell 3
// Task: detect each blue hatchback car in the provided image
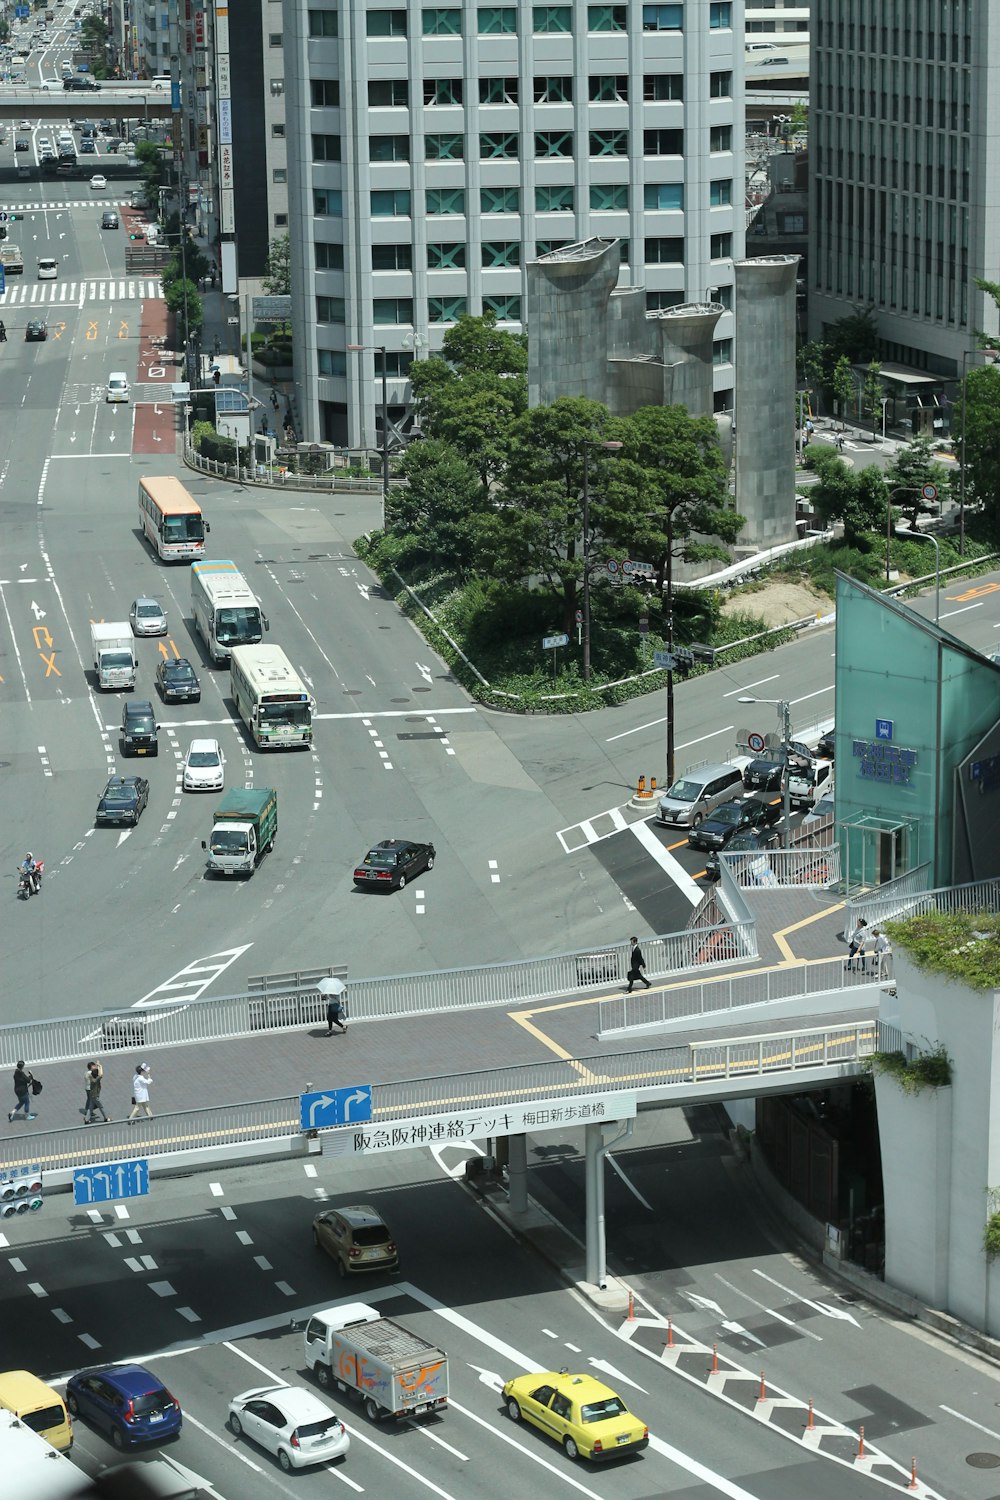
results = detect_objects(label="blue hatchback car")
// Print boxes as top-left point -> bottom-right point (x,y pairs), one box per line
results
65,1365 -> 181,1449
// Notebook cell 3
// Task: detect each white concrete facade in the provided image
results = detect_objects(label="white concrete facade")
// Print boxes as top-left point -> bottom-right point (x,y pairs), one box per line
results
283,0 -> 745,447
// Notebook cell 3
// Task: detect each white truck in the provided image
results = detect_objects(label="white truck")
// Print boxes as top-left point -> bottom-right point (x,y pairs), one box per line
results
788,757 -> 834,811
303,1304 -> 449,1422
91,622 -> 137,690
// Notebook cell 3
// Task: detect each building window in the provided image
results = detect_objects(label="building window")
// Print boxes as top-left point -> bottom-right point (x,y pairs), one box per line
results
274,214 -> 288,228
372,243 -> 412,270
478,6 -> 516,31
371,188 -> 411,216
308,10 -> 338,36
482,241 -> 520,267
367,9 -> 407,35
644,182 -> 684,210
589,130 -> 628,156
426,133 -> 464,160
311,78 -> 340,106
370,135 -> 410,161
534,76 -> 573,103
713,338 -> 733,364
428,296 -> 467,322
427,187 -> 466,214
535,130 -> 574,157
316,296 -> 346,322
642,4 -> 682,30
710,232 -> 732,258
711,283 -> 733,309
536,239 -> 571,256
423,8 -> 461,33
483,294 -> 521,320
424,78 -> 463,105
590,183 -> 628,210
374,298 -> 414,324
533,6 -> 572,31
710,124 -> 732,152
779,211 -> 806,234
709,70 -> 732,98
645,237 -> 684,264
382,352 -> 414,377
369,79 -> 409,105
428,242 -> 467,268
588,4 -> 625,29
272,168 -> 287,183
272,123 -> 286,139
590,75 -> 627,102
646,290 -> 684,311
316,242 -> 345,270
481,185 -> 520,213
709,2 -> 731,28
480,132 -> 519,159
644,73 -> 683,101
313,188 -> 343,215
312,134 -> 341,161
480,76 -> 519,103
268,32 -> 283,45
645,129 -> 683,156
535,184 -> 574,212
318,350 -> 348,377
710,178 -> 732,206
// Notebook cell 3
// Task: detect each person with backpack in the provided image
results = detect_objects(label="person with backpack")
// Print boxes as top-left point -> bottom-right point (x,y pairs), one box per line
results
9,1061 -> 36,1122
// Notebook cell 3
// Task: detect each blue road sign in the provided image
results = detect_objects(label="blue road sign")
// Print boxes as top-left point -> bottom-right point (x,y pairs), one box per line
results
73,1159 -> 149,1206
0,266 -> 5,297
300,1085 -> 373,1132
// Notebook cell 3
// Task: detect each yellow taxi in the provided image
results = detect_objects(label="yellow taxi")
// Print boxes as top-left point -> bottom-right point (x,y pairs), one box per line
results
501,1370 -> 648,1462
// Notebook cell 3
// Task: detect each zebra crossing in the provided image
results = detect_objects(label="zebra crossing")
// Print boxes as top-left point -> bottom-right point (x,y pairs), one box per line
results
0,278 -> 165,307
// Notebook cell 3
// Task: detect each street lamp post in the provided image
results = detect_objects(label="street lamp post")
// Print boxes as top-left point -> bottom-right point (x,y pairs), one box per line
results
347,342 -> 390,529
880,396 -> 889,444
580,439 -> 623,682
895,526 -> 940,625
739,695 -> 793,850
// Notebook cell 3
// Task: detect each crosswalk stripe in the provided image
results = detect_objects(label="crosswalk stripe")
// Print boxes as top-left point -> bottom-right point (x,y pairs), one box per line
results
0,282 -> 164,306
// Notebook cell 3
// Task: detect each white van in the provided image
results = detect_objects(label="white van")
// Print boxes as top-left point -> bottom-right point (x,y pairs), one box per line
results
106,372 -> 130,403
788,758 -> 834,811
37,256 -> 58,280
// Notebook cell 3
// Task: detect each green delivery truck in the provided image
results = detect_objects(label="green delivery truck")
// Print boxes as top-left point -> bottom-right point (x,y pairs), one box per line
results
202,788 -> 276,876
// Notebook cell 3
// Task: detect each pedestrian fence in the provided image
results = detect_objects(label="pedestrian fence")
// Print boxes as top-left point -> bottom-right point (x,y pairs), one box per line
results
0,926 -> 758,1071
845,869 -> 998,940
0,1018 -> 882,1177
599,956 -> 885,1037
720,842 -> 842,888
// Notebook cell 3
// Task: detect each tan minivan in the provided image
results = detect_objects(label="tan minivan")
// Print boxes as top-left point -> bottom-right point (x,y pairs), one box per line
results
656,761 -> 747,829
0,1368 -> 73,1451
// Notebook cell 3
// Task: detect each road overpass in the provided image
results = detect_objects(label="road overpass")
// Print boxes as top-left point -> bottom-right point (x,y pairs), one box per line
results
0,88 -> 170,124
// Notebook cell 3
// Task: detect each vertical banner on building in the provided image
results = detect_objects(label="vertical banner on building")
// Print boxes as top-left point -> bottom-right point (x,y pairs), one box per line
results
214,1 -> 234,251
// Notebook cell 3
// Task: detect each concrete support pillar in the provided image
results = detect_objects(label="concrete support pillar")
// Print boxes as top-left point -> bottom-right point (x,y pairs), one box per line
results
507,1133 -> 528,1214
734,255 -> 800,546
584,1122 -> 607,1288
653,301 -> 723,417
526,239 -> 621,409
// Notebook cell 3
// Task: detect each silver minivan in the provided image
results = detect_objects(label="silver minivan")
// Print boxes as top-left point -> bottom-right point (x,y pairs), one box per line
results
657,762 -> 747,829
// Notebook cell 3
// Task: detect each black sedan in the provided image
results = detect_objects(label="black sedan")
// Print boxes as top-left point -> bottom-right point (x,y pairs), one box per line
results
704,825 -> 779,879
817,726 -> 836,760
96,775 -> 149,827
353,838 -> 435,891
25,320 -> 48,341
155,657 -> 201,702
743,740 -> 813,791
687,795 -> 781,853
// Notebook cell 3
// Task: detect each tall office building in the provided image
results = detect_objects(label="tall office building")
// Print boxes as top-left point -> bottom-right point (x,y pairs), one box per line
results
810,0 -> 995,380
284,0 -> 745,448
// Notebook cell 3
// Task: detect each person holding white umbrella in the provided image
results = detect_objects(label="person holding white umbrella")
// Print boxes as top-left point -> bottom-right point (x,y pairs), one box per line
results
318,976 -> 348,1035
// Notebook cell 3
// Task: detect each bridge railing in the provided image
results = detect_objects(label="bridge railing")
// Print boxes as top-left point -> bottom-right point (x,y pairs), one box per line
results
0,1017 -> 881,1176
845,868 -> 997,937
721,842 -> 842,888
598,955 -> 884,1037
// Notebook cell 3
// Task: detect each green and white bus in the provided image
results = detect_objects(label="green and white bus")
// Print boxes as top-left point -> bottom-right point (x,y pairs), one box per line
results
230,644 -> 314,749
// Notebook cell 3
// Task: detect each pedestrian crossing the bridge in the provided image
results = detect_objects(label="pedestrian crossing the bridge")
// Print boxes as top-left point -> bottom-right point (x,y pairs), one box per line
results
0,278 -> 165,308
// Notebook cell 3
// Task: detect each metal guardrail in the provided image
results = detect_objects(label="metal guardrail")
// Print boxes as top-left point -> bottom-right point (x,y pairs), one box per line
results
845,865 -> 987,937
0,1018 -> 881,1175
599,956 -> 883,1037
721,842 -> 842,888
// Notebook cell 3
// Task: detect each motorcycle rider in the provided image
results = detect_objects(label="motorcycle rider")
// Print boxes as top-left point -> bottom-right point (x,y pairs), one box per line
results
20,852 -> 40,895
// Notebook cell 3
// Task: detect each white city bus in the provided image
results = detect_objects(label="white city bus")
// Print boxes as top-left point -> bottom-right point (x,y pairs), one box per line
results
138,475 -> 209,561
191,559 -> 269,664
230,644 -> 314,749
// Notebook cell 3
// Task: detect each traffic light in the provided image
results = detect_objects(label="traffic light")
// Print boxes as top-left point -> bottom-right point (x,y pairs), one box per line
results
7,212 -> 19,222
129,230 -> 140,240
0,1166 -> 43,1217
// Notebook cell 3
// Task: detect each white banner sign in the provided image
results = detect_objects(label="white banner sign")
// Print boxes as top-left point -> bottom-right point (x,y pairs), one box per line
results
327,1092 -> 637,1156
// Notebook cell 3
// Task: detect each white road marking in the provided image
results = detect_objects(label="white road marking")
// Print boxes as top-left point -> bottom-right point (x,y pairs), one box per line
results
630,819 -> 702,906
714,1274 -> 822,1343
752,1269 -> 860,1326
940,1404 -> 1000,1441
683,1293 -> 726,1317
606,1151 -> 653,1211
448,1397 -> 605,1500
586,1357 -> 647,1393
723,675 -> 778,697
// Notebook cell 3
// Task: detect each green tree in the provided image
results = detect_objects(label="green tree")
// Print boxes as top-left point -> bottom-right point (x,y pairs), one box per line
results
826,305 -> 880,364
263,233 -> 291,296
163,279 -> 203,343
160,218 -> 209,289
809,452 -> 887,546
790,102 -> 809,137
861,360 -> 885,437
956,362 -> 1000,542
613,405 -> 743,598
884,435 -> 951,526
832,355 -> 856,429
392,439 -> 486,574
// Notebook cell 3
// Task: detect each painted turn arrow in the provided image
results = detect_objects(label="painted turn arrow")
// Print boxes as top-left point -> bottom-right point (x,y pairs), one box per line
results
753,1269 -> 860,1326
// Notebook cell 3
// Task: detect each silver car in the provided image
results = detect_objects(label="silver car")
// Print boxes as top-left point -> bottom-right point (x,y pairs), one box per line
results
130,597 -> 168,637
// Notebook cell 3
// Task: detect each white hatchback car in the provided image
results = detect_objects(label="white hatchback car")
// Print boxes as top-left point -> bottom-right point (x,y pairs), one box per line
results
183,738 -> 225,792
228,1385 -> 349,1472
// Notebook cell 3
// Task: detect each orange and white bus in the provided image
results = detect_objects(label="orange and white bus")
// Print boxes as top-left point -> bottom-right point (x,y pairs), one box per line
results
138,475 -> 210,561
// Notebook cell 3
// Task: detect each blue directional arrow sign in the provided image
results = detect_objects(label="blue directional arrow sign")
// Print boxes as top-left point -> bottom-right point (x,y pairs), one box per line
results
73,1159 -> 149,1206
300,1085 -> 373,1132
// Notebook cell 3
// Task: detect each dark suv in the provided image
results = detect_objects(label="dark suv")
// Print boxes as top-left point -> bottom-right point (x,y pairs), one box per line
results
66,1365 -> 181,1448
121,700 -> 159,756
